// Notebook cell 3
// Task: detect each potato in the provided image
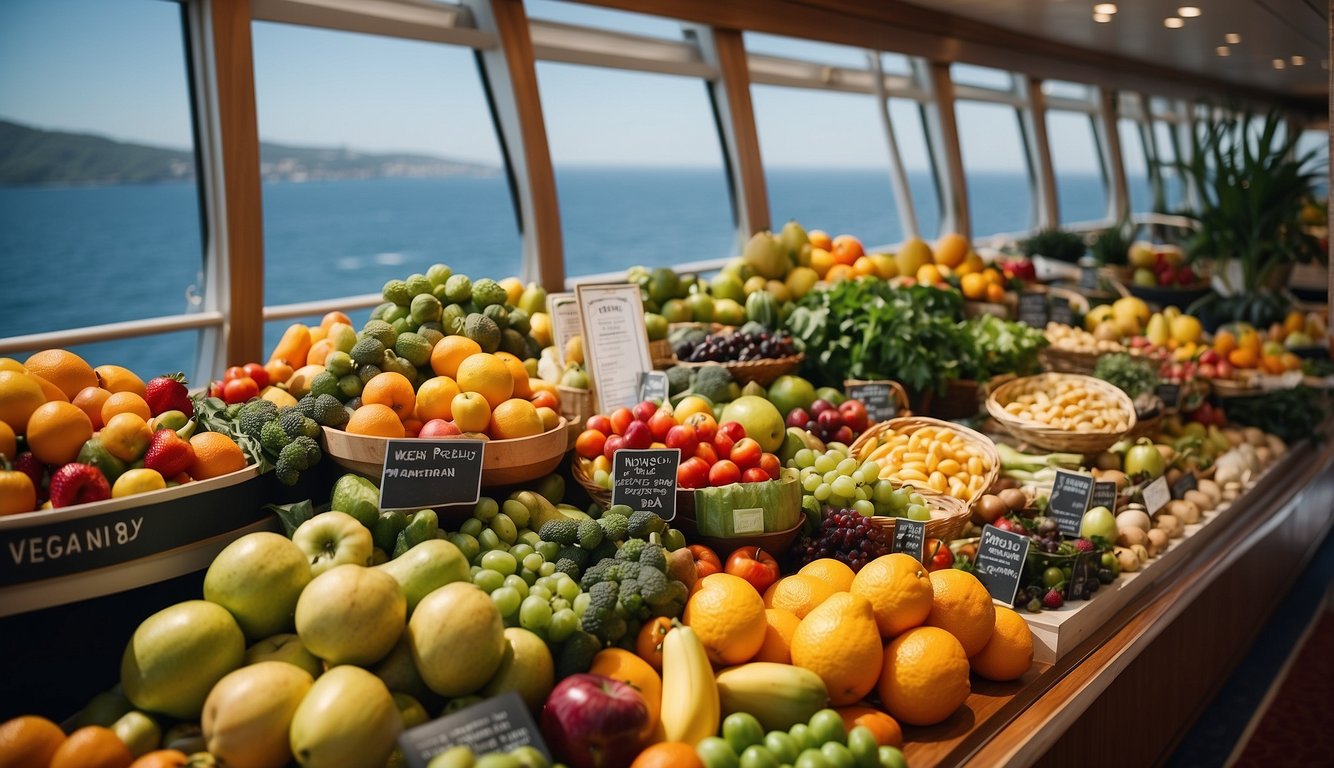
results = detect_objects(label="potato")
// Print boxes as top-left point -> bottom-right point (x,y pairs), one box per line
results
1244,427 -> 1266,447
1146,527 -> 1168,557
1116,526 -> 1147,547
1255,446 -> 1273,465
1099,469 -> 1128,491
1183,489 -> 1213,513
1267,434 -> 1287,457
998,488 -> 1028,512
1196,479 -> 1222,506
1156,513 -> 1183,538
1166,499 -> 1201,525
1116,509 -> 1152,533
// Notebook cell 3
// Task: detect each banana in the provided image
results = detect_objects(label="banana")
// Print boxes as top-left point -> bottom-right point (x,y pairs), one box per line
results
659,624 -> 719,744
714,662 -> 828,731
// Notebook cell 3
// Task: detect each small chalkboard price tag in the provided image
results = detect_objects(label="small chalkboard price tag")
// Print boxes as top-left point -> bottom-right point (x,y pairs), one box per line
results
1172,472 -> 1198,500
1080,264 -> 1100,291
637,371 -> 669,404
1049,300 -> 1074,327
1048,469 -> 1095,536
974,524 -> 1031,604
1156,382 -> 1182,410
380,439 -> 484,510
1018,292 -> 1048,327
1142,475 -> 1171,516
1090,480 -> 1118,511
844,380 -> 899,423
612,448 -> 681,521
398,692 -> 549,768
891,517 -> 926,562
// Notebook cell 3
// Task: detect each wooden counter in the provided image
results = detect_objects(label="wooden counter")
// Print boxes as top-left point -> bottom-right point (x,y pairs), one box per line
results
900,433 -> 1334,767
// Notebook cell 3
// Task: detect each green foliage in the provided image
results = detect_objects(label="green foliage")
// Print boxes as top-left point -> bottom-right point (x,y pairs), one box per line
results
1092,353 -> 1160,398
1020,228 -> 1087,264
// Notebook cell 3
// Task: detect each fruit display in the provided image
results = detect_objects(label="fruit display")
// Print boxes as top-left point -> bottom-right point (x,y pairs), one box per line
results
675,329 -> 797,364
849,420 -> 996,502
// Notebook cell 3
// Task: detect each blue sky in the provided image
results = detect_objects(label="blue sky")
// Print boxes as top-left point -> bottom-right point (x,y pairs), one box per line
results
0,0 -> 1101,173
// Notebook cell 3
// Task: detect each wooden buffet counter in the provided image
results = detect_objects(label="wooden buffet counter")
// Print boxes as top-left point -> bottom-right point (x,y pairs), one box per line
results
901,427 -> 1334,767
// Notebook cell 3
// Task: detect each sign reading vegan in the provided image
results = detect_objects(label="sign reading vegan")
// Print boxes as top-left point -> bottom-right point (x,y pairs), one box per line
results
612,449 -> 681,521
380,439 -> 484,509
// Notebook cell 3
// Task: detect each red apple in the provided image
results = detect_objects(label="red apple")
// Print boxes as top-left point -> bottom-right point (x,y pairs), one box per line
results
540,674 -> 649,768
809,399 -> 835,417
664,424 -> 699,457
677,457 -> 710,489
712,431 -> 736,458
694,442 -> 719,466
609,407 -> 634,436
785,407 -> 810,429
587,414 -> 613,434
648,409 -> 676,442
730,438 -> 762,470
724,546 -> 780,593
603,434 -> 627,461
623,420 -> 653,450
838,400 -> 869,432
717,421 -> 747,443
817,409 -> 844,433
632,400 -> 658,423
833,425 -> 854,445
759,453 -> 782,479
709,460 -> 741,486
418,419 -> 462,438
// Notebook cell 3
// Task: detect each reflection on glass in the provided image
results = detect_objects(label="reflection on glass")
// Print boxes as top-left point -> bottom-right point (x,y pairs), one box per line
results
1046,111 -> 1107,224
1119,119 -> 1153,213
525,0 -> 686,39
889,98 -> 940,239
950,63 -> 1014,91
744,32 -> 872,68
955,101 -> 1032,235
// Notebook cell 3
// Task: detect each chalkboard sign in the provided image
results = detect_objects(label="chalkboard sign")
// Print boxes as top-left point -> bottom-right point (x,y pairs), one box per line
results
1156,382 -> 1182,410
380,440 -> 485,510
1142,475 -> 1171,516
1018,292 -> 1048,327
1080,264 -> 1101,291
1050,300 -> 1075,328
638,371 -> 669,404
1048,469 -> 1095,536
891,517 -> 925,562
1091,480 -> 1118,511
398,692 -> 549,768
1172,472 -> 1198,500
974,525 -> 1031,604
612,449 -> 681,521
844,380 -> 899,423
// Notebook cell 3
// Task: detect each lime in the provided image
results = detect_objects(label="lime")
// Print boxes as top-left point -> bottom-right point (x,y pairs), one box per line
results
445,274 -> 473,304
417,326 -> 446,348
324,350 -> 354,377
788,724 -> 817,752
472,278 -> 508,308
391,317 -> 413,337
395,332 -> 434,368
1042,567 -> 1065,588
411,294 -> 443,325
508,308 -> 532,336
383,279 -> 413,307
846,727 -> 879,768
794,749 -> 830,768
426,263 -> 453,287
764,732 -> 800,764
697,737 -> 740,768
383,305 -> 410,325
723,712 -> 766,754
808,709 -> 846,746
406,273 -> 433,297
483,303 -> 511,329
370,301 -> 394,321
310,371 -> 340,399
876,747 -> 907,768
336,374 -> 362,399
740,745 -> 779,768
360,320 -> 397,347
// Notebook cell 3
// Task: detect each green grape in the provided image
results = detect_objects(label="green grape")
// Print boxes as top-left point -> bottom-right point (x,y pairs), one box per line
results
534,575 -> 556,593
889,488 -> 911,510
509,543 -> 535,561
480,550 -> 517,576
473,569 -> 505,593
908,492 -> 925,506
850,470 -> 867,486
829,448 -> 847,462
550,597 -> 571,613
573,592 -> 591,616
802,473 -> 822,493
522,553 -> 545,573
538,561 -> 556,577
519,595 -> 553,631
490,513 -> 518,544
813,453 -> 837,474
473,497 -> 499,521
468,565 -> 481,578
536,541 -> 561,561
835,458 -> 859,475
503,574 -> 528,597
549,608 -> 579,643
527,585 -> 553,603
477,528 -> 502,552
813,483 -> 833,502
830,475 -> 856,499
793,449 -> 816,468
490,586 -> 521,617
852,499 -> 876,517
556,575 -> 581,601
906,504 -> 931,521
520,569 -> 537,586
827,494 -> 848,509
853,486 -> 870,502
860,459 -> 881,478
872,482 -> 896,505
460,517 -> 484,538
518,530 -> 542,547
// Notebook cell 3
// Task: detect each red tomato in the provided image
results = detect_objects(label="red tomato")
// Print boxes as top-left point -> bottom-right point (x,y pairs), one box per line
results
648,410 -> 677,442
224,365 -> 247,382
712,432 -> 736,458
724,546 -> 781,593
709,459 -> 741,486
759,453 -> 782,479
609,407 -> 635,436
665,424 -> 699,456
586,414 -> 613,434
718,421 -> 747,443
575,429 -> 607,459
677,456 -> 710,489
741,467 -> 770,483
684,412 -> 717,443
925,538 -> 955,572
633,400 -> 658,422
730,438 -> 762,469
222,376 -> 258,404
243,362 -> 270,389
602,434 -> 626,461
694,442 -> 718,466
689,544 -> 722,579
208,380 -> 225,399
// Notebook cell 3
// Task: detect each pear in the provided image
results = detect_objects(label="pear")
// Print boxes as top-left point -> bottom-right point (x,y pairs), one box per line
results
290,666 -> 401,768
203,661 -> 313,768
479,628 -> 555,711
374,538 -> 469,615
295,564 -> 405,667
779,219 -> 810,258
409,582 -> 506,697
1145,313 -> 1171,347
743,231 -> 790,279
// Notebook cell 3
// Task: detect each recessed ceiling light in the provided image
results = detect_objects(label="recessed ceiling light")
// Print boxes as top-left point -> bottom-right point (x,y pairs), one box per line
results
1225,33 -> 1242,44
1178,6 -> 1201,17
1093,12 -> 1113,22
1291,55 -> 1306,66
1093,3 -> 1118,13
1216,46 -> 1230,56
1164,17 -> 1184,28
1272,58 -> 1286,70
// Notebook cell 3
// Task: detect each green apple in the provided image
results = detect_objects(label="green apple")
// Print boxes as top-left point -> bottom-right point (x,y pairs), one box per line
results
296,564 -> 405,666
394,693 -> 430,729
290,665 -> 401,768
371,635 -> 434,703
204,532 -> 312,640
1080,506 -> 1118,542
203,661 -> 313,768
77,439 -> 129,485
812,387 -> 846,406
245,633 -> 324,679
1133,268 -> 1158,287
72,687 -> 133,728
121,600 -> 246,719
720,395 -> 786,452
479,627 -> 554,711
111,711 -> 161,757
374,538 -> 469,615
292,511 -> 374,576
409,582 -> 506,697
767,375 -> 816,417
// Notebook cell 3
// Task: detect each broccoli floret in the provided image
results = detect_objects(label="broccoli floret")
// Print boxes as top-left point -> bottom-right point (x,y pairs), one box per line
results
639,568 -> 671,606
539,519 -> 579,546
279,409 -> 320,440
554,558 -> 582,580
554,631 -> 602,678
627,511 -> 666,539
687,365 -> 734,404
294,435 -> 321,466
275,437 -> 317,486
665,365 -> 692,397
302,393 -> 349,428
617,561 -> 642,583
618,580 -> 644,617
577,519 -> 604,550
237,399 -> 279,440
638,543 -> 667,574
616,539 -> 647,563
556,545 -> 589,570
590,540 -> 618,563
581,581 -> 620,639
602,615 -> 628,643
260,419 -> 291,455
580,559 -> 611,590
597,514 -> 629,542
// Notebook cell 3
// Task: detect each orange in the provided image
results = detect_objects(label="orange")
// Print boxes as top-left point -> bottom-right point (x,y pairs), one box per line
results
915,264 -> 942,285
72,386 -> 113,430
925,568 -> 996,657
28,374 -> 67,404
346,403 -> 407,438
489,398 -> 543,440
456,354 -> 514,408
128,750 -> 189,768
1213,329 -> 1237,356
0,421 -> 15,461
808,229 -> 833,251
798,558 -> 856,593
306,338 -> 334,367
850,553 -> 934,638
494,352 -> 532,399
101,413 -> 153,462
589,648 -> 662,743
26,401 -> 93,465
1228,348 -> 1257,369
48,725 -> 133,768
23,349 -> 97,400
362,372 -> 416,421
1281,352 -> 1303,372
187,432 -> 247,479
985,283 -> 1006,303
832,234 -> 864,266
450,392 -> 491,433
630,742 -> 704,768
934,233 -> 969,268
790,592 -> 884,706
969,606 -> 1033,682
877,626 -> 970,726
825,264 -> 854,283
320,310 -> 352,332
809,248 -> 835,278
0,358 -> 24,373
960,272 -> 987,301
0,714 -> 66,768
94,365 -> 146,397
430,336 -> 483,379
753,608 -> 802,664
683,573 -> 767,666
763,574 -> 838,619
102,392 -> 152,423
851,256 -> 877,277
536,406 -> 561,432
529,389 -> 559,411
636,616 -> 672,671
0,470 -> 36,515
415,376 -> 461,422
0,371 -> 47,433
835,705 -> 904,748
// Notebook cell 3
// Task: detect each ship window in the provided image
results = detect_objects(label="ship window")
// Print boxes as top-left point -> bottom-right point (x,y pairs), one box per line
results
0,0 -> 202,377
1152,121 -> 1186,212
950,63 -> 1014,92
1042,80 -> 1093,101
744,33 -> 873,69
1297,129 -> 1328,199
1047,110 -> 1107,224
251,20 -> 519,333
752,85 -> 901,247
880,53 -> 913,77
955,101 -> 1033,235
535,61 -> 734,275
1119,119 -> 1153,213
888,97 -> 941,240
524,0 -> 686,39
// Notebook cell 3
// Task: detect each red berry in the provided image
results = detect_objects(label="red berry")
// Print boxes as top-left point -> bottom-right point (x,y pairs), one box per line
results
1043,589 -> 1065,609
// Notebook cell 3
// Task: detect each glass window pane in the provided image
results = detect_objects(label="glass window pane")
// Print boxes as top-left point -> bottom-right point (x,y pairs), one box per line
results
889,98 -> 940,240
753,85 -> 900,246
950,63 -> 1014,91
1119,119 -> 1153,213
744,32 -> 872,69
1152,121 -> 1185,211
1047,111 -> 1107,224
252,23 -> 519,306
0,0 -> 204,378
536,62 -> 733,275
524,0 -> 685,39
955,101 -> 1032,235
1042,80 -> 1092,100
880,52 -> 912,76
1297,128 -> 1328,199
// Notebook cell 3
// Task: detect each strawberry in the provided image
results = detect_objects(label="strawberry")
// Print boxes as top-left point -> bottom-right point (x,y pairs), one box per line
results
48,463 -> 112,508
144,429 -> 196,478
13,451 -> 48,503
145,373 -> 194,418
1042,588 -> 1065,610
1074,538 -> 1096,554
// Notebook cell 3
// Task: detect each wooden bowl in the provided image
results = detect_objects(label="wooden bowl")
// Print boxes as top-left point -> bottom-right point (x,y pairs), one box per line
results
322,418 -> 569,487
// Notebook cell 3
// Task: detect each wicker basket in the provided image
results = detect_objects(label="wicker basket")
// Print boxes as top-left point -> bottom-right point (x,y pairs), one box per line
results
676,354 -> 803,387
1039,346 -> 1107,376
847,417 -> 1000,505
867,492 -> 971,543
572,457 -> 612,508
986,373 -> 1136,454
1128,410 -> 1164,439
1208,375 -> 1264,398
558,385 -> 594,429
649,339 -> 675,369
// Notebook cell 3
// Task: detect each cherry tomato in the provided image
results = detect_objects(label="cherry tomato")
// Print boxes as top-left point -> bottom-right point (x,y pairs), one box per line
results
717,421 -> 747,443
924,537 -> 955,572
222,376 -> 259,405
759,453 -> 782,479
689,544 -> 722,580
694,442 -> 718,466
223,365 -> 247,382
708,459 -> 740,486
242,362 -> 269,389
712,432 -> 736,458
676,456 -> 710,489
730,438 -> 762,469
724,546 -> 781,593
741,467 -> 770,484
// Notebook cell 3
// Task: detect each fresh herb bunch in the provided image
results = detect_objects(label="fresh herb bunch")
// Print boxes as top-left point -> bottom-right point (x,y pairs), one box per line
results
1093,353 -> 1160,398
1090,220 -> 1133,267
1020,228 -> 1087,264
957,314 -> 1048,382
1224,387 -> 1328,444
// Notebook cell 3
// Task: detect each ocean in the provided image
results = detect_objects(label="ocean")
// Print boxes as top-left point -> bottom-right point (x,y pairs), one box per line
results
0,169 -> 1112,381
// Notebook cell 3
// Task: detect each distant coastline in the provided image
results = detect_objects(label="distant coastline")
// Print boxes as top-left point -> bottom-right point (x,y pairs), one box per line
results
0,118 -> 500,186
